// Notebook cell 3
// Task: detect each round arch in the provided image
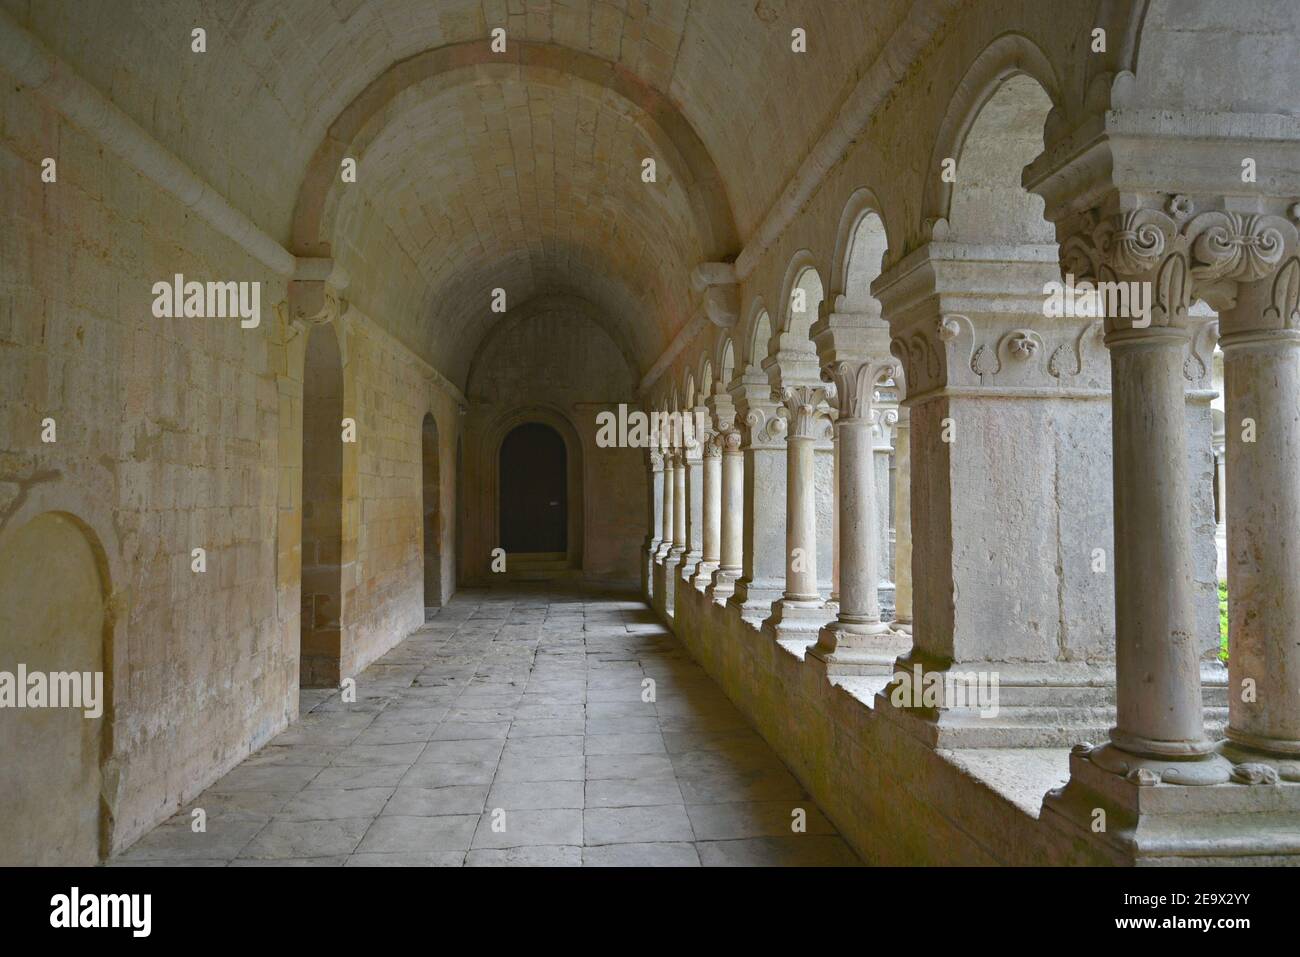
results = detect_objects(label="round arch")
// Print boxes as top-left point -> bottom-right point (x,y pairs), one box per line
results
829,186 -> 892,312
292,41 -> 739,262
920,33 -> 1062,240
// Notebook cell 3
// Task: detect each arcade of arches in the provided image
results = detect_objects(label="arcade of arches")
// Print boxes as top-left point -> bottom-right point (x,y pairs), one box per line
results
2,1 -> 1300,866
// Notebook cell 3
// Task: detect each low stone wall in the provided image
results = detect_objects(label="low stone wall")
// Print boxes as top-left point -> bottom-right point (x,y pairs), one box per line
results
660,570 -> 1109,865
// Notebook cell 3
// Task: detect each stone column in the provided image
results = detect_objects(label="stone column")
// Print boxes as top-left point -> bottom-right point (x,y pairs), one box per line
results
889,405 -> 913,633
679,425 -> 704,582
727,370 -> 787,621
671,450 -> 686,556
766,384 -> 834,640
656,446 -> 674,561
811,357 -> 901,669
830,436 -> 840,603
873,407 -> 897,616
643,448 -> 665,599
1052,204 -> 1242,785
692,434 -> 722,588
709,425 -> 744,601
1218,265 -> 1300,781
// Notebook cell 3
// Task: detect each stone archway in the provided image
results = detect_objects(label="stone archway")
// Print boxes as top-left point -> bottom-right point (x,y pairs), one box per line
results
0,511 -> 109,865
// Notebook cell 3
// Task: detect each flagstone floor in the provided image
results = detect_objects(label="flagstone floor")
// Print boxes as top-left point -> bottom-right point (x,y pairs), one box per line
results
111,585 -> 860,866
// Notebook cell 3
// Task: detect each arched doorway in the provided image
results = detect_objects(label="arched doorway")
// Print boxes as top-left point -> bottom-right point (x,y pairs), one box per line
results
0,512 -> 107,864
300,324 -> 343,688
421,413 -> 441,613
499,422 -> 567,557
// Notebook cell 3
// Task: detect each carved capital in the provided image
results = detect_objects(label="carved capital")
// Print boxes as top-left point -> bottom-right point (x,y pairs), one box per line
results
821,356 -> 898,421
1059,198 -> 1300,331
648,449 -> 665,471
777,384 -> 834,440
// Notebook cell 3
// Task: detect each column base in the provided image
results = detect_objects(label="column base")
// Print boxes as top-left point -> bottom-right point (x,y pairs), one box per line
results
727,578 -> 785,624
1041,744 -> 1300,864
763,597 -> 833,647
873,654 -> 1118,749
678,551 -> 703,583
1220,737 -> 1300,783
706,567 -> 739,603
807,619 -> 909,676
690,560 -> 718,591
887,617 -> 912,635
1085,739 -> 1233,786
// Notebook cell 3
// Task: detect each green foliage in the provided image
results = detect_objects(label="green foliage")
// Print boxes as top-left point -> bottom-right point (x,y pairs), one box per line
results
1218,581 -> 1229,662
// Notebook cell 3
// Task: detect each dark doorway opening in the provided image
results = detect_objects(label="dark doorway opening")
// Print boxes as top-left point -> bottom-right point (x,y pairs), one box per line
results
499,423 -> 567,555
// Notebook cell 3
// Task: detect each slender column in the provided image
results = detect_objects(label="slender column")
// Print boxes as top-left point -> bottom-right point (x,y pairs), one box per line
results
873,408 -> 897,610
1218,267 -> 1300,780
671,452 -> 686,555
680,426 -> 704,580
693,435 -> 722,587
813,358 -> 897,661
657,447 -> 674,560
728,371 -> 787,620
709,426 -> 744,600
830,435 -> 840,603
643,449 -> 665,598
890,406 -> 913,632
766,382 -> 836,638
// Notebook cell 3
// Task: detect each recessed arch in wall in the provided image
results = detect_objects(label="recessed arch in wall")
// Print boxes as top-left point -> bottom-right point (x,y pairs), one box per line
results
0,510 -> 112,864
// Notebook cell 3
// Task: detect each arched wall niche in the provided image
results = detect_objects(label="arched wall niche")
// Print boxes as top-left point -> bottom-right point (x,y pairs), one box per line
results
0,503 -> 116,864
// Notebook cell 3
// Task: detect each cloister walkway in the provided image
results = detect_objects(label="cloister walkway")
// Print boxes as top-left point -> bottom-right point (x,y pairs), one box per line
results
110,586 -> 859,866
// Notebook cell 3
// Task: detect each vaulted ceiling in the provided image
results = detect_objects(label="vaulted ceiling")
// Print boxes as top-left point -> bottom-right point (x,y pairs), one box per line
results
6,0 -> 911,384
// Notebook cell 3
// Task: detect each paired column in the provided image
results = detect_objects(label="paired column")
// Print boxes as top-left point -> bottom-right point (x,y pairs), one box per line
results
1218,267 -> 1300,780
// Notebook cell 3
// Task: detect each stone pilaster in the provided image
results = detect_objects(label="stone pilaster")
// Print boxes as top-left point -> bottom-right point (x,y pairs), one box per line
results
872,239 -> 1115,746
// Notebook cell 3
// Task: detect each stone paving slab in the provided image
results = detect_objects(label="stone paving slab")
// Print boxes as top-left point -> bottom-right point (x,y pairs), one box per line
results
111,586 -> 861,867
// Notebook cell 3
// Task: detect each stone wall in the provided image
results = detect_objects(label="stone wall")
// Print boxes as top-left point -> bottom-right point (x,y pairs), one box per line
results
0,71 -> 460,853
